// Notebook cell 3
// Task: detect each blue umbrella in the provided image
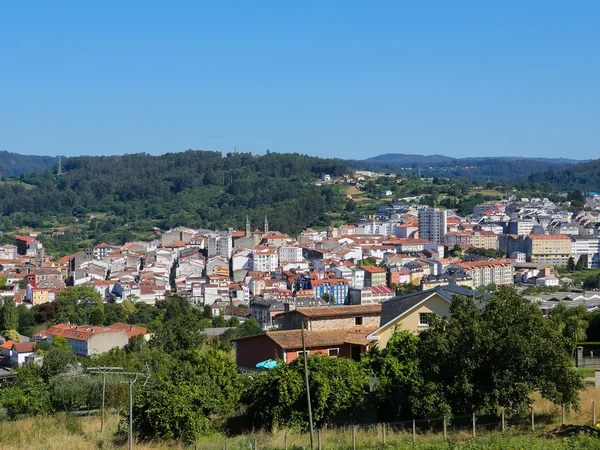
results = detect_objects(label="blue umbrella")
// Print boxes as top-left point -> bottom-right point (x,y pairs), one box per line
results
255,359 -> 280,369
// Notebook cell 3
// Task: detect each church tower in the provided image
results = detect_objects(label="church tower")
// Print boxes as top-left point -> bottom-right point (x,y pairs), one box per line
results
264,215 -> 269,234
245,215 -> 251,237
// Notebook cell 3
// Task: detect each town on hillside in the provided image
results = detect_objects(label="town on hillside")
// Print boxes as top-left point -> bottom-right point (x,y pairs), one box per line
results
2,186 -> 600,371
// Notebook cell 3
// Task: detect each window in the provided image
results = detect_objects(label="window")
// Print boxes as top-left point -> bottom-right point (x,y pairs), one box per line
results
328,348 -> 339,357
419,312 -> 432,327
297,351 -> 309,357
355,317 -> 363,326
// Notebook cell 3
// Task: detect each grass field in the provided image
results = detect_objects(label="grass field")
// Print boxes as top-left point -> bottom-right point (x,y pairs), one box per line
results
4,389 -> 600,449
345,185 -> 363,196
578,367 -> 596,378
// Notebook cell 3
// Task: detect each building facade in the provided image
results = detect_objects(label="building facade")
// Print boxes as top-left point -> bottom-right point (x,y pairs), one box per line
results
418,208 -> 447,243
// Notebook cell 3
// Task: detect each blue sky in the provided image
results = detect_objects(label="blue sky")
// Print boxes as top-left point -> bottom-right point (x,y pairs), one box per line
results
1,1 -> 598,159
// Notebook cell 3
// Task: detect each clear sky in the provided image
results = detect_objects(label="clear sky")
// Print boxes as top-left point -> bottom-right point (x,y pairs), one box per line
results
1,1 -> 598,160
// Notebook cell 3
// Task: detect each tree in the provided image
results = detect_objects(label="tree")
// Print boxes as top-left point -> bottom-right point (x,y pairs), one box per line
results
567,256 -> 575,272
227,316 -> 240,328
2,329 -> 20,342
363,330 -> 442,420
418,288 -> 584,416
131,350 -> 242,443
244,354 -> 368,430
51,335 -> 72,351
16,304 -> 36,335
0,298 -> 19,332
55,285 -> 104,325
575,258 -> 585,271
50,374 -> 102,412
0,364 -> 50,418
212,313 -> 226,328
40,348 -> 78,382
549,303 -> 589,357
358,257 -> 377,267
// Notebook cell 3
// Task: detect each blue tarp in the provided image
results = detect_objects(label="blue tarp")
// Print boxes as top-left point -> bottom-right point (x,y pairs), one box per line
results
255,359 -> 280,369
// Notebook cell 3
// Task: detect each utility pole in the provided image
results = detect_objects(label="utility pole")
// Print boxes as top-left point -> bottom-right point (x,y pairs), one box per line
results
301,324 -> 314,450
88,366 -> 124,433
88,364 -> 150,449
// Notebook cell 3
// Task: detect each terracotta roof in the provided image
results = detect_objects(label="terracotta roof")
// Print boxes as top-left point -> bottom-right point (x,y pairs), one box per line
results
360,265 -> 387,273
41,323 -> 125,341
266,326 -> 378,350
0,340 -> 13,350
107,322 -> 149,338
527,234 -> 570,240
287,304 -> 381,319
12,342 -> 35,353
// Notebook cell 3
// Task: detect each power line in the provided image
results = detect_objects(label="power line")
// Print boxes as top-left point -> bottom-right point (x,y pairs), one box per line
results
88,364 -> 151,450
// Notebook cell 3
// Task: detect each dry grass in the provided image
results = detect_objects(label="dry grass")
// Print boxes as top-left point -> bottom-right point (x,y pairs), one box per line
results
3,388 -> 600,449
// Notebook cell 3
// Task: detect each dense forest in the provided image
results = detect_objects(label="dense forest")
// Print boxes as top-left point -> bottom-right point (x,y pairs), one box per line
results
348,153 -> 581,183
528,159 -> 600,192
0,151 -> 348,236
0,151 -> 58,178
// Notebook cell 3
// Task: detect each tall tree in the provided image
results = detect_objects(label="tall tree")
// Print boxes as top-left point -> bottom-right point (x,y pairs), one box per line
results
0,298 -> 19,332
418,288 -> 584,415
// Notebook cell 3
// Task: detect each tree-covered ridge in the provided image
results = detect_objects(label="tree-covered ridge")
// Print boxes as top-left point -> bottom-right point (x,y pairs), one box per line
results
0,151 -> 348,234
528,159 -> 600,192
348,155 -> 578,183
0,151 -> 59,178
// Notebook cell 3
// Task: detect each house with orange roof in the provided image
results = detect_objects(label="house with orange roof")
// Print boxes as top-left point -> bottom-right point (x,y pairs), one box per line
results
33,323 -> 147,356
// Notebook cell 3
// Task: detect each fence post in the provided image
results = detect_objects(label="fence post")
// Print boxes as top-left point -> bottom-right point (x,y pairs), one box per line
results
284,431 -> 288,450
352,425 -> 356,450
501,409 -> 505,432
318,429 -> 321,450
412,420 -> 416,443
472,413 -> 476,438
225,442 -> 228,450
382,423 -> 386,445
254,437 -> 258,450
443,416 -> 447,441
594,401 -> 597,426
562,403 -> 566,426
531,407 -> 535,432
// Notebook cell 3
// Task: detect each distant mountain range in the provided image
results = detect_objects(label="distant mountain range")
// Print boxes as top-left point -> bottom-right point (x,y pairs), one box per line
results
348,153 -> 585,183
365,153 -> 584,165
528,159 -> 600,192
0,151 -> 59,178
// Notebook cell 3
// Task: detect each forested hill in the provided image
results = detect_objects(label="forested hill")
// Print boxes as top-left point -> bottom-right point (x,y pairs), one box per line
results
349,153 -> 581,182
527,159 -> 600,192
0,151 -> 58,178
0,151 -> 348,234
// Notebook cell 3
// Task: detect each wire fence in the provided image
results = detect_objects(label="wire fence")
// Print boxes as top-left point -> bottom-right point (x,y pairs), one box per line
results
206,402 -> 600,450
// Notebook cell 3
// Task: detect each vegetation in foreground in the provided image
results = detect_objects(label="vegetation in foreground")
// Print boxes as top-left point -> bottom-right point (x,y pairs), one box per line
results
4,412 -> 600,450
0,287 -> 588,446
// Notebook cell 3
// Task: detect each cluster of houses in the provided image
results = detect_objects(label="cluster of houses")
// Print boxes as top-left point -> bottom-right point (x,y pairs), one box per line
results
0,193 -> 599,371
235,283 -> 483,370
5,196 -> 600,320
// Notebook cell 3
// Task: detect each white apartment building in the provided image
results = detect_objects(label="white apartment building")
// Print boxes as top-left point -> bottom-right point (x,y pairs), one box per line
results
350,267 -> 365,289
418,208 -> 447,243
454,261 -> 515,288
252,249 -> 279,272
570,236 -> 600,268
208,233 -> 233,259
278,246 -> 303,263
355,221 -> 396,236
